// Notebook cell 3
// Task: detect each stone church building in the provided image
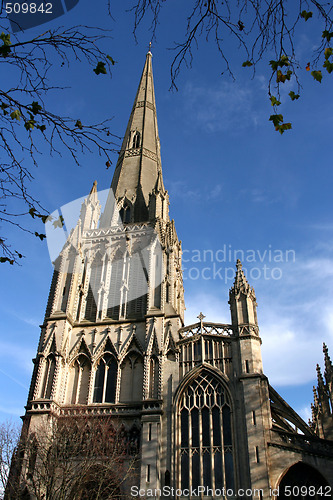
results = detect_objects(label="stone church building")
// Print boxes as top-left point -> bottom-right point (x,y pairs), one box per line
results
16,51 -> 333,498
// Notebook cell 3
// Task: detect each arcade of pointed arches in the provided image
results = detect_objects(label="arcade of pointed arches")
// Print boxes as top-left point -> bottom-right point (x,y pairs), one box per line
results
39,347 -> 161,405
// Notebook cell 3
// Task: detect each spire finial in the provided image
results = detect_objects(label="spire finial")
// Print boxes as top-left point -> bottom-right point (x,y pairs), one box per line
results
148,41 -> 152,55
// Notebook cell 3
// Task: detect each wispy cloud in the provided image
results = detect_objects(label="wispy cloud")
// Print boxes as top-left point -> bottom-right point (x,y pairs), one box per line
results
181,80 -> 262,132
167,179 -> 223,203
0,341 -> 34,374
184,248 -> 333,390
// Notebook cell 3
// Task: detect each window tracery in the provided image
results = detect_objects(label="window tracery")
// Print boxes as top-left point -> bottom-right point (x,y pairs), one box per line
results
132,131 -> 141,149
119,352 -> 144,402
67,354 -> 91,404
85,254 -> 103,322
41,353 -> 56,399
149,355 -> 159,398
119,203 -> 131,224
178,372 -> 234,493
93,353 -> 117,403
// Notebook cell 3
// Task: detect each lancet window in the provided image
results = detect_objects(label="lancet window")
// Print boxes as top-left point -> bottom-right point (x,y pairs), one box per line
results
149,355 -> 159,399
126,250 -> 148,318
178,372 -> 234,493
119,352 -> 144,402
132,131 -> 141,149
41,353 -> 56,399
93,353 -> 117,403
85,254 -> 103,322
107,253 -> 123,320
119,203 -> 131,224
67,354 -> 91,405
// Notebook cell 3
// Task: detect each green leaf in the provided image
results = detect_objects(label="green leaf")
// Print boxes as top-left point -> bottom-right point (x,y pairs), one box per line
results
37,124 -> 46,132
269,115 -> 292,134
270,56 -> 290,71
279,55 -> 290,67
107,55 -> 115,65
24,120 -> 35,131
276,69 -> 292,83
300,10 -> 313,21
270,60 -> 279,71
29,207 -> 36,218
0,32 -> 11,57
279,122 -> 292,134
0,32 -> 11,45
31,101 -> 42,115
34,232 -> 46,241
242,60 -> 253,67
270,96 -> 281,106
269,114 -> 283,127
322,30 -> 333,42
75,119 -> 83,129
93,61 -> 107,75
289,91 -> 300,101
10,109 -> 21,120
311,70 -> 323,82
323,60 -> 333,74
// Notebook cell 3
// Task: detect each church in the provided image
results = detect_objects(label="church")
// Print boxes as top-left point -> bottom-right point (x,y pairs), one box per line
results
14,50 -> 333,498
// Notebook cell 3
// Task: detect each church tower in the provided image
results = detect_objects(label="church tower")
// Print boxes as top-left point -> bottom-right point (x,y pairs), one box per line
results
23,49 -> 184,495
16,50 -> 333,499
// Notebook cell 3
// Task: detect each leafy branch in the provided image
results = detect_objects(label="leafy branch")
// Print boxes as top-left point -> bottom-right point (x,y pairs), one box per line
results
126,0 -> 333,132
0,23 -> 121,264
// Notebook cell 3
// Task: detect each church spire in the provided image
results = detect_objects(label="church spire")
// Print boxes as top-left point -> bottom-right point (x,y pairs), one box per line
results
101,50 -> 164,225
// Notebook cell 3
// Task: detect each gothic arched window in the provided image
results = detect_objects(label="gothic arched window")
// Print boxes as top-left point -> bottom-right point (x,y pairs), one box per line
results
107,250 -> 124,320
132,131 -> 141,149
119,203 -> 131,224
41,354 -> 56,399
67,354 -> 91,404
93,353 -> 117,403
119,352 -> 144,402
149,355 -> 159,399
85,254 -> 103,322
126,249 -> 148,318
178,372 -> 234,493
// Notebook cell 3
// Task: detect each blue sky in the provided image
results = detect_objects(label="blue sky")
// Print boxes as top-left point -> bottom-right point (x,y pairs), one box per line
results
1,0 -> 333,424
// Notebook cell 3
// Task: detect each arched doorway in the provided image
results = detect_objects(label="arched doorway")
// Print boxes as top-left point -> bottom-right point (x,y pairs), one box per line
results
278,462 -> 330,499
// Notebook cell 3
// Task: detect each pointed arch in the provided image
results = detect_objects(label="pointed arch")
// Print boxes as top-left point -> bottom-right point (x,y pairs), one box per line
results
277,462 -> 330,498
93,352 -> 118,403
41,353 -> 56,399
107,248 -> 124,320
149,355 -> 159,399
175,368 -> 235,493
126,245 -> 149,318
119,351 -> 144,402
66,353 -> 91,405
132,130 -> 141,149
85,252 -> 103,321
119,201 -> 131,224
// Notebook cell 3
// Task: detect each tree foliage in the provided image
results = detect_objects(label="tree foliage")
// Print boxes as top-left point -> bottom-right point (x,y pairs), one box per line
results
4,415 -> 138,499
127,0 -> 333,131
0,420 -> 21,499
0,18 -> 117,265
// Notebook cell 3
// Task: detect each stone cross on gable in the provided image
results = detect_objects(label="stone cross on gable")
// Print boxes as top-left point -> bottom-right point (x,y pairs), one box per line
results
197,312 -> 205,334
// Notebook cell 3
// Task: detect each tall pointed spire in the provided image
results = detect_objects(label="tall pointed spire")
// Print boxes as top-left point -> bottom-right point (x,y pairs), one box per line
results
101,50 -> 164,226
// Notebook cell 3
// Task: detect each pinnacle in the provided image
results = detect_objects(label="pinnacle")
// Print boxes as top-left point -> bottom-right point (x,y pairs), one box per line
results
89,180 -> 98,194
230,259 -> 252,295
